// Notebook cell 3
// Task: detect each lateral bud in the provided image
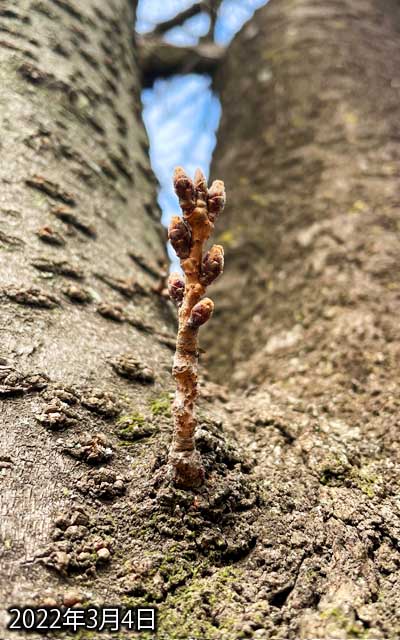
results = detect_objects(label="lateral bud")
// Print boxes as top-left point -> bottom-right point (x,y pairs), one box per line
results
188,298 -> 214,328
168,216 -> 192,259
207,180 -> 226,223
200,245 -> 224,286
173,167 -> 195,215
168,272 -> 185,306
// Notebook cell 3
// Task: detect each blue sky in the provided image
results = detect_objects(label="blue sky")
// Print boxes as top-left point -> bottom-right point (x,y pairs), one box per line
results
136,0 -> 267,266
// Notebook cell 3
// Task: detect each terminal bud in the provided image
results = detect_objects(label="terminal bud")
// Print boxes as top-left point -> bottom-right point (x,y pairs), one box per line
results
173,167 -> 195,214
194,168 -> 208,199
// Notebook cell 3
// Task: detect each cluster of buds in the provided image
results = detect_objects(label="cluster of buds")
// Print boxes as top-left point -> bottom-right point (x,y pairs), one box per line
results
167,167 -> 226,489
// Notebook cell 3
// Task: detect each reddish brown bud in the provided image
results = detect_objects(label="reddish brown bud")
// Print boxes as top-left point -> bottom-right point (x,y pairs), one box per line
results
188,298 -> 214,328
168,216 -> 192,259
199,245 -> 224,286
194,168 -> 208,199
168,272 -> 185,306
173,167 -> 195,214
207,180 -> 226,223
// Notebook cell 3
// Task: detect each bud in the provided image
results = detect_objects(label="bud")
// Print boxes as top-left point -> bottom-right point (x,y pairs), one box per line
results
188,298 -> 214,328
168,216 -> 192,259
199,245 -> 224,286
194,168 -> 208,200
168,272 -> 185,306
207,180 -> 226,223
173,167 -> 195,214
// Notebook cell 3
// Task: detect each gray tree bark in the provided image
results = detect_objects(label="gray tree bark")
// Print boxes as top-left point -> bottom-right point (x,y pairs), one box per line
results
0,0 -> 174,629
206,0 -> 400,637
2,0 -> 400,639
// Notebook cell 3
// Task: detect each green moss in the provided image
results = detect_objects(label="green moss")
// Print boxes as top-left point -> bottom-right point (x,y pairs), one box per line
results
116,412 -> 154,441
122,556 -> 201,607
120,555 -> 243,639
218,230 -> 235,246
305,568 -> 317,580
319,457 -> 380,498
217,226 -> 243,249
320,606 -> 345,621
320,607 -> 368,638
117,411 -> 145,426
250,193 -> 268,206
149,395 -> 172,418
73,630 -> 98,640
262,48 -> 298,64
350,467 -> 381,498
157,566 -> 242,639
319,456 -> 349,486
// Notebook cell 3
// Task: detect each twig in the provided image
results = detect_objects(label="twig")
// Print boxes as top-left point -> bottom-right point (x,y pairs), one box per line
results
138,37 -> 224,87
152,2 -> 204,36
200,0 -> 224,43
167,167 -> 225,488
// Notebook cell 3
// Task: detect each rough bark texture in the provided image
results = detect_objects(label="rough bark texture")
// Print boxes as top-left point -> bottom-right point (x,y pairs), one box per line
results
2,0 -> 400,638
204,0 -> 400,637
0,3 -> 258,639
0,0 -> 174,629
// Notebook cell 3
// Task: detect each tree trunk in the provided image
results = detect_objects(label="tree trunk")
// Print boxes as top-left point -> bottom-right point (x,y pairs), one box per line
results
0,0 -> 173,624
0,3 -> 259,639
2,0 -> 400,638
205,0 -> 400,637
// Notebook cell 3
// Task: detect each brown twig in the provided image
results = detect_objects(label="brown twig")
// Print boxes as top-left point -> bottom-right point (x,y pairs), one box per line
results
200,0 -> 224,43
167,167 -> 225,488
138,37 -> 224,88
152,2 -> 205,36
